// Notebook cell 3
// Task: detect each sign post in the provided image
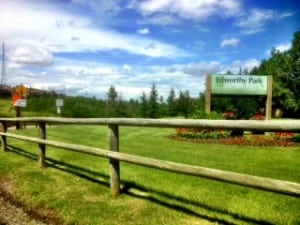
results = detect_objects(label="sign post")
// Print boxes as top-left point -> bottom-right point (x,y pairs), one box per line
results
205,74 -> 272,120
12,84 -> 28,129
205,75 -> 211,114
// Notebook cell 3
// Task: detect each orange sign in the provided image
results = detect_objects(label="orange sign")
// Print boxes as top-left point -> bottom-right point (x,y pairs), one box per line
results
14,84 -> 28,97
12,84 -> 28,107
12,94 -> 22,106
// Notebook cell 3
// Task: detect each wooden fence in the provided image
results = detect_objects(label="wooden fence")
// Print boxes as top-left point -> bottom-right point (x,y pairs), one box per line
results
1,117 -> 300,197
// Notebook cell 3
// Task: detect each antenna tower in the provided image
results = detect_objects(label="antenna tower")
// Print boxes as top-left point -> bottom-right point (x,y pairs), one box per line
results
1,42 -> 6,86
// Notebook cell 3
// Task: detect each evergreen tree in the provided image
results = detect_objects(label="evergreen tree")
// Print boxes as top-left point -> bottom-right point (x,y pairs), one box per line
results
106,85 -> 118,116
177,90 -> 192,118
149,83 -> 159,118
167,87 -> 177,116
238,67 -> 242,75
140,92 -> 148,118
243,68 -> 249,75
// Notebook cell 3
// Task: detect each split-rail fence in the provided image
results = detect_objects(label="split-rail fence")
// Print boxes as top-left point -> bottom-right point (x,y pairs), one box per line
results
0,117 -> 300,197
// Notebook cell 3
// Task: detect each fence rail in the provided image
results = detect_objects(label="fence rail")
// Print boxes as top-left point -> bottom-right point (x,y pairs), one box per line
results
1,117 -> 300,197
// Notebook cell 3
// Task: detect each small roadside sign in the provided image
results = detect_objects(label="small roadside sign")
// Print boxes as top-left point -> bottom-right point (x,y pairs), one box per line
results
56,99 -> 63,116
14,99 -> 27,107
56,99 -> 64,107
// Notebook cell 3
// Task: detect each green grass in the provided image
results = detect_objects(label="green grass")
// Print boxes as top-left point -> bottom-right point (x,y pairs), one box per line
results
0,98 -> 15,117
0,125 -> 300,225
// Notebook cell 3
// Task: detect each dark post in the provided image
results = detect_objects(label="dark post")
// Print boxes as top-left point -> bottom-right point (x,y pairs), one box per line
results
0,122 -> 7,151
16,107 -> 21,129
38,121 -> 46,167
109,124 -> 120,196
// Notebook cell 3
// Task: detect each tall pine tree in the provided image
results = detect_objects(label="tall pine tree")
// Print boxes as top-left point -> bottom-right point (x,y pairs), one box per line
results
149,83 -> 159,118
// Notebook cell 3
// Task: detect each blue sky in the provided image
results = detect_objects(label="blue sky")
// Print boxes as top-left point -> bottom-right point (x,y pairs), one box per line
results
1,0 -> 299,99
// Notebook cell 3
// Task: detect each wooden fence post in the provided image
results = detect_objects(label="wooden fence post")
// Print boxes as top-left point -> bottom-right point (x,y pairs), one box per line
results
205,74 -> 211,115
38,121 -> 46,168
108,124 -> 120,196
266,75 -> 273,120
0,122 -> 7,151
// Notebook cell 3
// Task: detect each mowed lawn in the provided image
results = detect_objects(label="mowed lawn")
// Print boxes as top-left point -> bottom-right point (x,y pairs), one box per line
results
0,124 -> 299,225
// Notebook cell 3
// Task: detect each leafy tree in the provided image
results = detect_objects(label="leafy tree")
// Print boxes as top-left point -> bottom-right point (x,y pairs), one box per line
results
192,92 -> 206,113
288,31 -> 300,112
212,96 -> 234,113
235,97 -> 258,119
250,31 -> 300,116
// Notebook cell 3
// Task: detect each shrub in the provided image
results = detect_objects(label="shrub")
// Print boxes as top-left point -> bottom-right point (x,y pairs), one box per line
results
293,133 -> 300,143
192,110 -> 224,120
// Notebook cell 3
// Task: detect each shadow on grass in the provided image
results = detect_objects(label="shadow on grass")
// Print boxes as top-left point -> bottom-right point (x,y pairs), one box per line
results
7,145 -> 273,225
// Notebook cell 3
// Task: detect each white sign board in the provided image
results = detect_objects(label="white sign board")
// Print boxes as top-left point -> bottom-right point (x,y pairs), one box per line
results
56,99 -> 64,107
14,99 -> 27,107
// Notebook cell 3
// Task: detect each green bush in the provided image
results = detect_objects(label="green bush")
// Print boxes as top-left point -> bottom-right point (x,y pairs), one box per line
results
292,133 -> 300,143
192,110 -> 224,120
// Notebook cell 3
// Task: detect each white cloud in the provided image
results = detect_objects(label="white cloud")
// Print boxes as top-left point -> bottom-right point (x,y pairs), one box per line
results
235,8 -> 293,34
275,43 -> 291,52
138,0 -> 241,21
8,45 -> 54,67
265,42 -> 292,57
182,61 -> 222,76
138,14 -> 180,25
121,64 -> 133,74
229,58 -> 260,73
72,0 -> 121,15
0,0 -> 189,59
137,28 -> 150,35
164,61 -> 223,82
221,38 -> 240,48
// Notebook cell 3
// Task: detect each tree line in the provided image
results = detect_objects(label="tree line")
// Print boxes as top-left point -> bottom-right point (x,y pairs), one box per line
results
24,84 -> 205,118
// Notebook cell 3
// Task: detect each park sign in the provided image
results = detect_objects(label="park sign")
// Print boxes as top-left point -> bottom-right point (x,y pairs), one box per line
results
205,74 -> 273,120
211,74 -> 268,95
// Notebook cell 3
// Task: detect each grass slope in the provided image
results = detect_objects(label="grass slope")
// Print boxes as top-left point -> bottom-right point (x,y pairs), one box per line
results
0,98 -> 15,117
0,125 -> 299,225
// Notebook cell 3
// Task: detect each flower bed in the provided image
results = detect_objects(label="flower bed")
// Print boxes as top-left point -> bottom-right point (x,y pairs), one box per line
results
176,128 -> 231,139
172,128 -> 298,147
